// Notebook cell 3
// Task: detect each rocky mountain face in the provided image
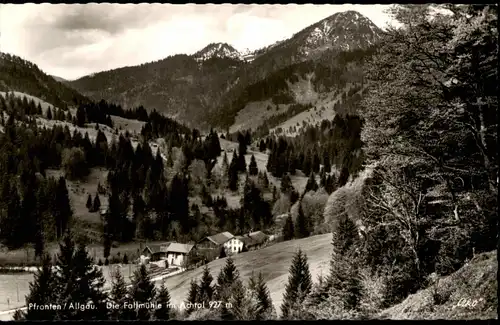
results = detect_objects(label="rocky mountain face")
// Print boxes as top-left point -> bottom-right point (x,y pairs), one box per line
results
193,43 -> 243,62
66,10 -> 382,130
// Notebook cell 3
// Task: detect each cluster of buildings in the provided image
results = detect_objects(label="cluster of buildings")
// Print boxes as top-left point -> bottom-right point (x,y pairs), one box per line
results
140,230 -> 270,268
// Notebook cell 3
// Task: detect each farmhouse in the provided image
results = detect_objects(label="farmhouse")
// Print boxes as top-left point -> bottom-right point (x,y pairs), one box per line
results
165,243 -> 194,267
224,237 -> 245,255
236,231 -> 269,251
195,231 -> 234,261
140,242 -> 171,263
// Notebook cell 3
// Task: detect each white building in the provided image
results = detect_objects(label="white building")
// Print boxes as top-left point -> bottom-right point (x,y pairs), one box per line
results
224,237 -> 244,255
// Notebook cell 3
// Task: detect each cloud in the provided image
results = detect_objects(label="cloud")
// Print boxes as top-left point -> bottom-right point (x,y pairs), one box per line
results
0,4 -> 393,80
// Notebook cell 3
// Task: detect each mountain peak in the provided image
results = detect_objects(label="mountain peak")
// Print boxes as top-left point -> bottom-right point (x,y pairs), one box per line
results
193,42 -> 241,61
292,10 -> 382,56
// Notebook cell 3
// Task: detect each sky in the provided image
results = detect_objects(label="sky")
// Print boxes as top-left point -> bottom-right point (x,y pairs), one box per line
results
0,4 -> 394,81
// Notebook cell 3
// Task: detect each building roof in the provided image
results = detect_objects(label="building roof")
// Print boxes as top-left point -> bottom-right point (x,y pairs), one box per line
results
236,231 -> 268,247
206,231 -> 234,245
166,243 -> 194,254
142,242 -> 171,254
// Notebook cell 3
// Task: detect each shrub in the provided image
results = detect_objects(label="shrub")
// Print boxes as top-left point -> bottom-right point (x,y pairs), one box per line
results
61,147 -> 89,180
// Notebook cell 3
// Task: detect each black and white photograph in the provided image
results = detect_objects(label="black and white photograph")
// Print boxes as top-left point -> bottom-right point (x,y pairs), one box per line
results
0,3 -> 497,321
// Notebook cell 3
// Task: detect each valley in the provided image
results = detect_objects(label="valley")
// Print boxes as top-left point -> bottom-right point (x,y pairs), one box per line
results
0,3 -> 497,322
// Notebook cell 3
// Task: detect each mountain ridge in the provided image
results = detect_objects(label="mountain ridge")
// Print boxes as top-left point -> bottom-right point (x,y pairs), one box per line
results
4,10 -> 382,132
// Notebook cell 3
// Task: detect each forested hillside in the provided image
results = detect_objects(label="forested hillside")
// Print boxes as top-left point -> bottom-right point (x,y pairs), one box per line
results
0,53 -> 90,109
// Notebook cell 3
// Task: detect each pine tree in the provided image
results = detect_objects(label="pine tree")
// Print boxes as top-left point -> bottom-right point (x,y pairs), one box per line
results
280,249 -> 312,319
259,140 -> 266,152
54,231 -> 76,300
305,172 -> 318,193
13,309 -> 25,320
294,203 -> 310,239
185,279 -> 200,314
47,107 -> 52,120
228,153 -> 239,191
70,244 -> 108,319
222,151 -> 229,172
312,152 -> 320,174
328,215 -> 363,310
280,173 -> 293,195
130,264 -> 156,320
24,254 -> 57,320
249,272 -> 273,320
93,194 -> 101,212
227,278 -> 248,320
302,154 -> 312,176
282,215 -> 295,241
323,152 -> 332,173
54,177 -> 72,239
103,230 -> 112,259
33,219 -> 45,259
109,268 -> 134,320
154,280 -> 172,320
262,172 -> 269,188
332,215 -> 358,257
54,233 -> 108,320
215,257 -> 240,300
248,154 -> 258,176
237,151 -> 247,173
198,265 -> 214,305
86,194 -> 93,211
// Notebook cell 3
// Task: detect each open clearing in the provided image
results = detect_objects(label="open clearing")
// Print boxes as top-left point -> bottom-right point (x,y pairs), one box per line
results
45,168 -> 109,225
158,233 -> 332,314
216,141 -> 309,194
0,264 -> 139,312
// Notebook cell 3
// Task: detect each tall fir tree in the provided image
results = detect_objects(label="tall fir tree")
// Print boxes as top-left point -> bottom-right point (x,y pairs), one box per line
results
24,254 -> 57,320
215,257 -> 241,320
227,278 -> 248,320
294,203 -> 311,239
248,154 -> 258,176
70,244 -> 108,320
280,173 -> 293,195
54,177 -> 72,239
185,279 -> 200,315
198,265 -> 214,306
86,194 -> 93,211
129,264 -> 157,320
93,194 -> 101,212
228,152 -> 239,191
33,218 -> 45,259
154,280 -> 172,320
280,249 -> 312,319
249,272 -> 273,320
282,215 -> 295,241
305,172 -> 318,194
109,268 -> 134,320
328,215 -> 363,311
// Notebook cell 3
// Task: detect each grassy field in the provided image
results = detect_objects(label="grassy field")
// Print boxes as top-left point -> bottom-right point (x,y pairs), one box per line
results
158,233 -> 332,314
228,74 -> 319,134
229,99 -> 290,134
0,264 -> 139,312
45,168 -> 109,225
